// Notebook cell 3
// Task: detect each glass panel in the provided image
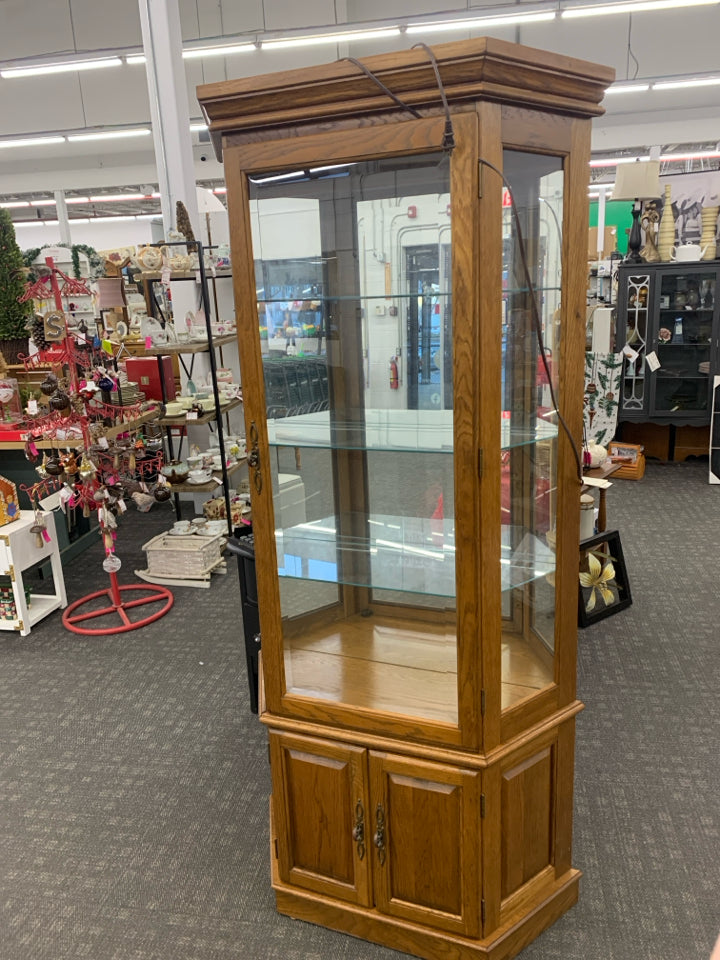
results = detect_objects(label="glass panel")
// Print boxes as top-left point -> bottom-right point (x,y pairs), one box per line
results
500,150 -> 563,712
619,274 -> 650,412
652,271 -> 713,415
250,155 -> 458,725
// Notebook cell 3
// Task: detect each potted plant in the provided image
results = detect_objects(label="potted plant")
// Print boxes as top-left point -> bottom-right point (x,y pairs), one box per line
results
0,209 -> 33,363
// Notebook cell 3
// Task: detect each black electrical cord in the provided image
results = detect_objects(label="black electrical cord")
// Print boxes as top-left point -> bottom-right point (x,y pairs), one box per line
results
412,42 -> 455,152
480,157 -> 584,485
338,48 -> 580,481
341,57 -> 422,119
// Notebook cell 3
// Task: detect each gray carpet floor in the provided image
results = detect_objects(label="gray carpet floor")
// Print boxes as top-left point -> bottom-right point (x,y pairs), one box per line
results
1,459 -> 719,960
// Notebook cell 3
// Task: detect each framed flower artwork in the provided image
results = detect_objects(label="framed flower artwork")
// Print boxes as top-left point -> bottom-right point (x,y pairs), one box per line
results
578,529 -> 632,627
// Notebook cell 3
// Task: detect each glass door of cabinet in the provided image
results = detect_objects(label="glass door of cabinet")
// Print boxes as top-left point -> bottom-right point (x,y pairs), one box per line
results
650,270 -> 715,417
249,153 -> 458,727
500,149 -> 563,712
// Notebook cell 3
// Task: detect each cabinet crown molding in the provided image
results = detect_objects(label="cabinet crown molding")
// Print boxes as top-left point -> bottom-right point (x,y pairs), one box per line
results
197,36 -> 614,158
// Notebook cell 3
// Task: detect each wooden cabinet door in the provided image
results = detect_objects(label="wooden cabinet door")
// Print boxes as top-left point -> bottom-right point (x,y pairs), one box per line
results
269,731 -> 371,905
369,752 -> 481,936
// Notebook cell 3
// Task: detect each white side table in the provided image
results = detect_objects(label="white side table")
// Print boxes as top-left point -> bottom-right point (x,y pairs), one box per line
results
0,509 -> 67,636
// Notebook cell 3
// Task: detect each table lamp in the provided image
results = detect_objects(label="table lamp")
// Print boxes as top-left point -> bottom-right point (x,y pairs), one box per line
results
613,159 -> 660,264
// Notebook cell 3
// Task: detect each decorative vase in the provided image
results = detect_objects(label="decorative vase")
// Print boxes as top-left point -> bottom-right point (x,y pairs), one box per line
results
700,205 -> 719,261
657,184 -> 676,261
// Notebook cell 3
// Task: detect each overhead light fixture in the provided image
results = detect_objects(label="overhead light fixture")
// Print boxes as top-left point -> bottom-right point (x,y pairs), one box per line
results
652,76 -> 720,90
660,149 -> 720,160
136,213 -> 162,220
213,187 -> 227,194
30,198 -> 56,206
90,215 -> 137,223
0,56 -> 123,79
125,54 -> 147,66
68,218 -> 90,224
67,128 -> 151,142
590,155 -> 649,167
182,42 -> 254,59
406,11 -> 555,33
0,136 -> 65,149
65,196 -> 91,204
604,83 -> 651,94
262,28 -> 400,49
13,221 -> 46,227
89,192 -> 153,202
562,0 -> 718,17
0,200 -> 30,208
190,123 -> 208,132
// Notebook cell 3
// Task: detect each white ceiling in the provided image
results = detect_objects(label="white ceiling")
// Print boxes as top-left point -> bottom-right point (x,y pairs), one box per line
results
0,0 -> 719,203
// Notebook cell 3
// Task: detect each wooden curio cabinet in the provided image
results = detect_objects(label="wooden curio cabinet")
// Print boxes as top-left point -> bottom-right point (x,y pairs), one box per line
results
199,37 -> 613,960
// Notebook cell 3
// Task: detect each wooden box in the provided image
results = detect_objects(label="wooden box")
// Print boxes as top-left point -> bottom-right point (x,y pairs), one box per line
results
608,441 -> 646,479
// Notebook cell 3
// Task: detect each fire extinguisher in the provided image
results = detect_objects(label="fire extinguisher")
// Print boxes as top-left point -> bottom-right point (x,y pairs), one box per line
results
389,356 -> 399,390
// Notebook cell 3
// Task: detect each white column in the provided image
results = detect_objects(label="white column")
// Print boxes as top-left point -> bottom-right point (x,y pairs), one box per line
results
138,0 -> 199,237
54,190 -> 71,246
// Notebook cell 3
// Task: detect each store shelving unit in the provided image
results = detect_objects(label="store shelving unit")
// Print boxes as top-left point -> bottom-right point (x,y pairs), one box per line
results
0,510 -> 67,636
615,261 -> 720,426
136,241 -> 241,533
200,36 -> 612,960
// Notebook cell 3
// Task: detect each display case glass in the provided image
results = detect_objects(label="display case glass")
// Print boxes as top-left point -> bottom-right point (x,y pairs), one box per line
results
500,150 -> 563,706
251,152 -> 457,724
652,270 -> 714,416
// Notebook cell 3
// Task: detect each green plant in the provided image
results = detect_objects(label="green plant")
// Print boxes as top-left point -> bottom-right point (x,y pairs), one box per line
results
0,209 -> 33,340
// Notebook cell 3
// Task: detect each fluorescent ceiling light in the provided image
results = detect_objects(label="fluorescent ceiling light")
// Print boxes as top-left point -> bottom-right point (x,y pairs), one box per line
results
30,198 -> 56,206
590,155 -> 649,167
0,200 -> 30,208
406,11 -> 555,32
67,128 -> 151,142
89,193 -> 152,202
0,56 -> 122,79
136,213 -> 162,220
13,221 -> 46,227
68,218 -> 90,224
660,149 -> 720,160
90,215 -> 137,223
562,0 -> 718,17
126,55 -> 147,65
652,76 -> 720,90
182,43 -> 254,59
65,196 -> 91,204
190,123 -> 208,132
262,28 -> 400,49
604,83 -> 650,94
0,136 -> 65,149
213,187 -> 227,194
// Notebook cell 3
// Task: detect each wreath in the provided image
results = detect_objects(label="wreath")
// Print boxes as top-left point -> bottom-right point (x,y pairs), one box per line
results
22,243 -> 104,282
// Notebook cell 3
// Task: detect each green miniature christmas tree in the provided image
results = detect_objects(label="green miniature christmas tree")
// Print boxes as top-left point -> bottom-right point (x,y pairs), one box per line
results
0,208 -> 33,341
175,200 -> 197,253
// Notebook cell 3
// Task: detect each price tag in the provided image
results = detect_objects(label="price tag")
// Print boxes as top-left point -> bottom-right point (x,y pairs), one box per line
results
646,351 -> 661,372
583,476 -> 612,489
27,399 -> 38,415
161,265 -> 171,285
186,411 -> 198,421
195,270 -> 201,284
622,343 -> 639,363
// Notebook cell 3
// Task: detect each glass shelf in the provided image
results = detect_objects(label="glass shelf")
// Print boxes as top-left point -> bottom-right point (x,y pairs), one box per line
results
257,287 -> 562,305
266,409 -> 558,452
276,515 -> 555,598
659,307 -> 714,314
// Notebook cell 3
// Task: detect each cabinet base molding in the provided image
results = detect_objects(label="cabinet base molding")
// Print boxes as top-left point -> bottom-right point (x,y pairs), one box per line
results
271,862 -> 581,960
